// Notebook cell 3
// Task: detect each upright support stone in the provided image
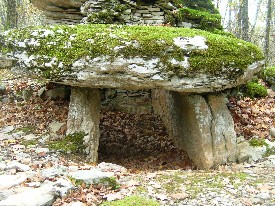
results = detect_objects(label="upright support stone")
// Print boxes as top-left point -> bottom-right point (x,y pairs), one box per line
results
152,90 -> 237,169
207,94 -> 237,165
67,87 -> 100,162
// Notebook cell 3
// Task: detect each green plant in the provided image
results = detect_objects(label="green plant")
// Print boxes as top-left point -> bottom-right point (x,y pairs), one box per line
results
260,67 -> 275,86
47,132 -> 85,153
11,126 -> 35,134
245,81 -> 268,98
249,138 -> 268,147
99,177 -> 121,190
264,146 -> 275,157
100,195 -> 160,206
68,177 -> 86,187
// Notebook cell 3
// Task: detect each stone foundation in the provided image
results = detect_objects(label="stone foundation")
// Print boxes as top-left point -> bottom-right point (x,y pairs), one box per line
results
67,87 -> 237,169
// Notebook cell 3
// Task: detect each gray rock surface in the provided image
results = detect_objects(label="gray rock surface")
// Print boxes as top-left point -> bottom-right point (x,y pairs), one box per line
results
0,186 -> 56,206
237,141 -> 267,163
69,169 -> 114,184
152,91 -> 237,169
45,86 -> 70,100
67,87 -> 100,162
48,121 -> 65,134
0,174 -> 28,189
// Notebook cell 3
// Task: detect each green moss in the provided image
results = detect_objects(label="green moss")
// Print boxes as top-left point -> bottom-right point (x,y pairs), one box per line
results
156,173 -> 183,193
11,126 -> 35,134
260,67 -> 275,86
99,177 -> 121,190
100,195 -> 160,206
0,24 -> 264,80
87,0 -> 127,24
249,138 -> 268,147
245,81 -> 268,98
21,139 -> 39,146
68,176 -> 86,187
179,0 -> 219,14
176,8 -> 222,31
47,132 -> 85,153
264,146 -> 275,157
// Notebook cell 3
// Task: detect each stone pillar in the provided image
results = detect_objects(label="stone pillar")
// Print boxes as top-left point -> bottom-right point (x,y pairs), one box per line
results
208,94 -> 237,165
152,90 -> 237,169
67,87 -> 100,162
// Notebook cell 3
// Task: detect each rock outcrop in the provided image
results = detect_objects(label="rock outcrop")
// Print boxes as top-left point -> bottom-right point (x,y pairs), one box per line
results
32,0 -> 86,24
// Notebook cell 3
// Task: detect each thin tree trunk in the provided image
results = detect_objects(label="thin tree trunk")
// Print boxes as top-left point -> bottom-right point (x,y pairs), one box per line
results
250,0 -> 263,41
241,0 -> 249,41
264,0 -> 272,64
5,0 -> 17,29
227,0 -> 233,33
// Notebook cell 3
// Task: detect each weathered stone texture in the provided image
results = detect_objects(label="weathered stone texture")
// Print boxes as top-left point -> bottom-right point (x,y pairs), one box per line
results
32,0 -> 86,24
208,94 -> 237,165
101,89 -> 152,114
67,87 -> 100,162
152,91 -> 237,169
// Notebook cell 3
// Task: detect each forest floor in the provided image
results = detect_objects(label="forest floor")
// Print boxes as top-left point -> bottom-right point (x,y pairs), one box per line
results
0,70 -> 274,205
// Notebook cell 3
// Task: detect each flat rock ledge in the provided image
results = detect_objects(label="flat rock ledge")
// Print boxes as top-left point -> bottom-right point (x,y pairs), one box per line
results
0,24 -> 265,169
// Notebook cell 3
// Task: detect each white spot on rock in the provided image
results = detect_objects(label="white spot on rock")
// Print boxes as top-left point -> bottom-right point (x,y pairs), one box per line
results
173,36 -> 208,51
170,57 -> 190,68
18,42 -> 26,48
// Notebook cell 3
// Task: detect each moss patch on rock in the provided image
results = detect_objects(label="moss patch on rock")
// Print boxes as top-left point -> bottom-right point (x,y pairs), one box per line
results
47,132 -> 85,154
0,24 -> 264,80
172,8 -> 222,31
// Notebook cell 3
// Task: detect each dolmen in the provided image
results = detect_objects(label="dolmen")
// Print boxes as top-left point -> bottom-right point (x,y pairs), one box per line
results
0,24 -> 264,169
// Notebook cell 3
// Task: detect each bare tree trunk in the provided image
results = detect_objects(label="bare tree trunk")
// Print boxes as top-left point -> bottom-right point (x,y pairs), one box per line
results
227,0 -> 233,33
241,0 -> 249,41
250,0 -> 263,41
5,0 -> 17,29
236,0 -> 242,38
264,0 -> 272,63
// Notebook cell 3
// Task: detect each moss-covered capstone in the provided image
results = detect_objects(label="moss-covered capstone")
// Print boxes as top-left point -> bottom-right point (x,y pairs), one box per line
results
0,24 -> 264,93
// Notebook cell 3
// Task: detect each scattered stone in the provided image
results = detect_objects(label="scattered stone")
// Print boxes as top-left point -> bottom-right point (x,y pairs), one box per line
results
269,127 -> 275,137
0,186 -> 56,206
5,161 -> 31,172
0,84 -> 6,95
48,121 -> 65,134
98,162 -> 127,173
37,87 -> 46,97
258,192 -> 270,199
69,169 -> 114,184
23,134 -> 38,141
1,126 -> 14,134
155,193 -> 168,201
103,193 -> 123,201
170,192 -> 189,200
41,166 -> 68,178
237,141 -> 267,162
26,182 -> 41,187
35,148 -> 50,154
0,174 -> 27,189
67,201 -> 86,206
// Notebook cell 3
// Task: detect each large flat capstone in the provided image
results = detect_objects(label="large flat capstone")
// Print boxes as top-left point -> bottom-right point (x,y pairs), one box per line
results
0,24 -> 264,93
